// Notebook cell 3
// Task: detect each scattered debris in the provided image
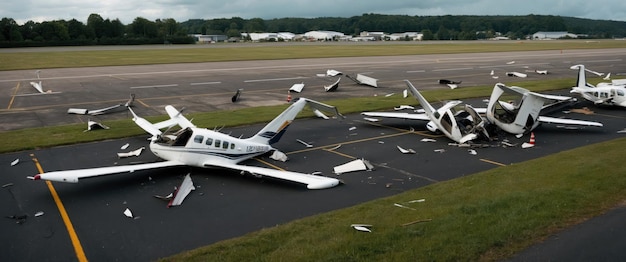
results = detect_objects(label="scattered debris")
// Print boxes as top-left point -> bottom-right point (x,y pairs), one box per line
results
468,149 -> 477,155
313,109 -> 329,119
326,69 -> 342,77
439,79 -> 461,89
603,73 -> 611,81
120,143 -> 130,150
420,138 -> 436,142
363,117 -> 379,122
434,149 -> 446,153
346,74 -> 378,87
506,72 -> 527,78
403,89 -> 408,98
618,128 -> 626,133
396,145 -> 416,154
351,224 -> 372,232
117,147 -> 145,158
506,61 -> 515,64
168,173 -> 195,207
401,219 -> 433,226
289,83 -> 304,93
501,141 -> 518,147
384,93 -> 395,97
535,70 -> 549,75
68,94 -> 135,115
394,105 -> 415,110
84,120 -> 110,132
34,211 -> 44,217
269,150 -> 288,162
324,77 -> 341,92
11,158 -> 19,166
333,159 -> 374,174
6,214 -> 28,224
348,126 -> 357,131
394,203 -> 416,210
231,88 -> 243,102
296,139 -> 313,148
123,208 -> 133,218
407,199 -> 426,203
521,132 -> 536,149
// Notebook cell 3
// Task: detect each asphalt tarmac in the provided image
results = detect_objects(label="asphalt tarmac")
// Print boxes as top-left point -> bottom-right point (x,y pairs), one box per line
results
1,48 -> 626,261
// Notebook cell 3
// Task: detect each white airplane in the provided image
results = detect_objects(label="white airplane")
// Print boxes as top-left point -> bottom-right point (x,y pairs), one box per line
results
486,83 -> 603,135
569,64 -> 626,108
362,80 -> 488,144
29,98 -> 343,190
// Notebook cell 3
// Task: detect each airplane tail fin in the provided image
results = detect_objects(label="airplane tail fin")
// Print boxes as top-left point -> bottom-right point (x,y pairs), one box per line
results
404,80 -> 438,118
571,64 -> 593,89
247,98 -> 342,145
128,105 -> 196,138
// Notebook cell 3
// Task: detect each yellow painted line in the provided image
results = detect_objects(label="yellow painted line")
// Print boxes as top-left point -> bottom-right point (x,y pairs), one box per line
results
30,154 -> 88,262
322,148 -> 356,159
136,99 -> 151,108
7,82 -> 21,109
254,158 -> 286,171
480,158 -> 507,167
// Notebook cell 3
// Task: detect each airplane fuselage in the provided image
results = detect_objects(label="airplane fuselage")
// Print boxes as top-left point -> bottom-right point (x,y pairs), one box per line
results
572,86 -> 626,108
150,127 -> 271,167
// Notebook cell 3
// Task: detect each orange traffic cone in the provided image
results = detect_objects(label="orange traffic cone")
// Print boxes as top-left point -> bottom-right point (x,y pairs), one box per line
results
521,132 -> 535,148
286,91 -> 292,102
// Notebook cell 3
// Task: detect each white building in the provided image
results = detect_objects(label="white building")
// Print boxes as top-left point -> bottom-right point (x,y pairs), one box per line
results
304,30 -> 345,41
532,31 -> 578,40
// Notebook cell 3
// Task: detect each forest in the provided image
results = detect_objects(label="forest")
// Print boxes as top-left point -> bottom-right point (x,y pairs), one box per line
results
1,13 -> 625,48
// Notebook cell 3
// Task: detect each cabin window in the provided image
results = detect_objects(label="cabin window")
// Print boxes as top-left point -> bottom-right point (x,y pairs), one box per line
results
193,135 -> 204,143
214,139 -> 221,148
617,90 -> 625,96
205,138 -> 213,146
231,143 -> 235,150
222,141 -> 229,149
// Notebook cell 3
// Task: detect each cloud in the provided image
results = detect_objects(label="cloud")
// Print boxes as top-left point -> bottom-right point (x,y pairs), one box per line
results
3,0 -> 625,25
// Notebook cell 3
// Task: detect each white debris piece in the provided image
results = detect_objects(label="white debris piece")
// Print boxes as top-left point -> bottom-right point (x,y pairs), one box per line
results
617,128 -> 626,133
396,145 -> 416,154
447,84 -> 458,89
269,150 -> 288,162
84,120 -> 110,132
394,203 -> 416,210
490,70 -> 495,76
384,93 -> 395,97
117,147 -> 145,158
348,126 -> 357,131
333,159 -> 374,174
120,143 -> 130,150
603,73 -> 611,81
468,149 -> 477,155
168,174 -> 195,207
123,208 -> 133,218
324,77 -> 341,92
289,83 -> 305,93
506,61 -> 515,64
355,74 -> 378,87
30,81 -> 47,93
420,138 -> 436,142
407,199 -> 426,203
326,69 -> 342,77
313,109 -> 329,119
363,117 -> 379,122
394,105 -> 415,110
506,72 -> 527,78
67,108 -> 89,114
34,211 -> 44,217
535,70 -> 549,75
296,139 -> 313,148
351,224 -> 372,232
403,89 -> 408,98
434,149 -> 446,153
11,158 -> 19,166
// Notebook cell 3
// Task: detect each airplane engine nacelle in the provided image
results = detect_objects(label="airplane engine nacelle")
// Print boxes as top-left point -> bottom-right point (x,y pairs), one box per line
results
426,121 -> 439,133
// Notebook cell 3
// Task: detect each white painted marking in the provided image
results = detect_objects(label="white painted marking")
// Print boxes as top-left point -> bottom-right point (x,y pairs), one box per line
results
243,76 -> 308,83
433,67 -> 473,72
406,70 -> 426,73
190,81 -> 221,86
130,84 -> 178,89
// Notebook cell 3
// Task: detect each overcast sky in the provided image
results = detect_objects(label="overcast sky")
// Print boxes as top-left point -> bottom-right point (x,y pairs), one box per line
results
4,0 -> 625,25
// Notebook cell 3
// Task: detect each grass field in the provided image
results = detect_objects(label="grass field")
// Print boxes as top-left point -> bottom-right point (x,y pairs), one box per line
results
2,40 -> 625,261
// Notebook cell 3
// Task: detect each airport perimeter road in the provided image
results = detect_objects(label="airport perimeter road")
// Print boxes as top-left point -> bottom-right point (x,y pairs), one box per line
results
1,97 -> 625,261
1,48 -> 625,130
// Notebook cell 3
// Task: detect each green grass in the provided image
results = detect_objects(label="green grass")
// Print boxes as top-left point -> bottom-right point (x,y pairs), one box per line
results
161,137 -> 626,261
1,40 -> 625,71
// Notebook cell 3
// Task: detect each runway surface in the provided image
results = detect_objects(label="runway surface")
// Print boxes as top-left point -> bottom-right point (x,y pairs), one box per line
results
1,49 -> 626,261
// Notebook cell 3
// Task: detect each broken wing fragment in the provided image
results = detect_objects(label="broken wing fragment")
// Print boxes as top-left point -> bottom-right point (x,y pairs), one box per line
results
324,77 -> 341,92
396,145 -> 416,154
351,224 -> 372,232
117,147 -> 145,158
289,83 -> 305,93
68,94 -> 135,115
168,173 -> 195,207
333,159 -> 374,174
84,120 -> 110,132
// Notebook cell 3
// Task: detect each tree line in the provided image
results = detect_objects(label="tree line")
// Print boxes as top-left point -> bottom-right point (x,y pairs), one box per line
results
2,13 -> 625,47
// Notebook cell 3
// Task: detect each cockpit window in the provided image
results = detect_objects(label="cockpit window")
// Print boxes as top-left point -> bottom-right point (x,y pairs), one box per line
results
617,89 -> 625,96
193,135 -> 204,143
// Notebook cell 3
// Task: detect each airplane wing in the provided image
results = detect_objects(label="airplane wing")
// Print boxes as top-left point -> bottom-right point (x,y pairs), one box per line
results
538,116 -> 603,127
216,162 -> 340,190
30,161 -> 184,183
361,112 -> 430,121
